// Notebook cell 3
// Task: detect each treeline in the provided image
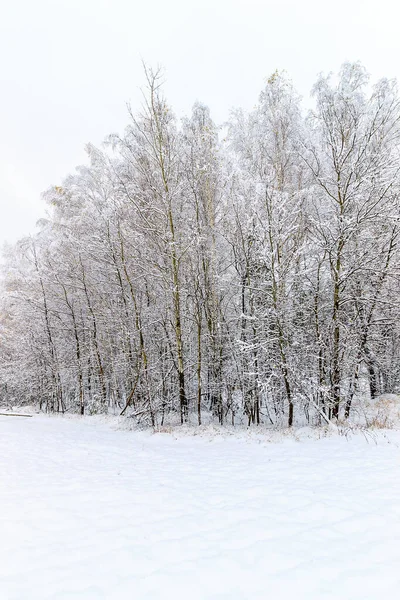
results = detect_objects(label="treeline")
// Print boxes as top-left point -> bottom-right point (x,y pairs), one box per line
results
1,63 -> 400,427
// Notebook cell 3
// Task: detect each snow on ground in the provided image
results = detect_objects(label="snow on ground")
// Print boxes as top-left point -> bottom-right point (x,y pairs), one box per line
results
1,415 -> 400,599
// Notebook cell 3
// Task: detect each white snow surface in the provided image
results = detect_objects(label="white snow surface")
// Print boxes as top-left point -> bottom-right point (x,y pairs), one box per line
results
1,415 -> 400,599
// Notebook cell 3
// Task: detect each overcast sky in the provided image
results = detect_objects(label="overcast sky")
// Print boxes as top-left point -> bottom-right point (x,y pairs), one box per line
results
1,0 -> 399,247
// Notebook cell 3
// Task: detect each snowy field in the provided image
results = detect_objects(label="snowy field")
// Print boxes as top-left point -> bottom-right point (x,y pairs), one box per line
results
1,415 -> 400,599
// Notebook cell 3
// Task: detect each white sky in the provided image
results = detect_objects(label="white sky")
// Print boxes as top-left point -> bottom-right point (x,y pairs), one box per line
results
1,0 -> 399,247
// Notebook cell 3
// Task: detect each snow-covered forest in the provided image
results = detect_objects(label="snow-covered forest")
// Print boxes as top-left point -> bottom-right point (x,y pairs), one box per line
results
2,62 -> 400,428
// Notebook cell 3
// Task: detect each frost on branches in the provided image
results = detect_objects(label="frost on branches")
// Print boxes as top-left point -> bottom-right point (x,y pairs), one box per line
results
2,63 -> 400,428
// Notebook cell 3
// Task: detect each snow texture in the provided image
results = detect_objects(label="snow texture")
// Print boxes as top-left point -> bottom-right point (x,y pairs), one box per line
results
1,415 -> 400,599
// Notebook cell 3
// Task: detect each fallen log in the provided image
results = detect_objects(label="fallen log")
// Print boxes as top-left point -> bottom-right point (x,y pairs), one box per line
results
0,412 -> 33,418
